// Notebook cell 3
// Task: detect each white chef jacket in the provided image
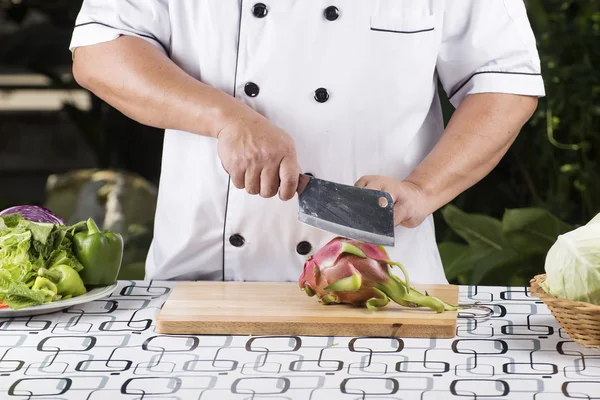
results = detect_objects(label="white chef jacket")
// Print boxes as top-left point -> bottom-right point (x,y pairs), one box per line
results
69,0 -> 545,284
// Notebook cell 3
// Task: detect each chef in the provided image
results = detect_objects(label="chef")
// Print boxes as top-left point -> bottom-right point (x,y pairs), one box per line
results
69,1 -> 545,284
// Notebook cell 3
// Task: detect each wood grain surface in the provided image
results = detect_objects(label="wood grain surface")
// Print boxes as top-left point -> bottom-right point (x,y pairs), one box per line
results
156,282 -> 460,338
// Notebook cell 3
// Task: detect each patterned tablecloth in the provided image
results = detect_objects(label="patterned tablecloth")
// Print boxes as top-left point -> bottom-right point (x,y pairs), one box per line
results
0,280 -> 599,399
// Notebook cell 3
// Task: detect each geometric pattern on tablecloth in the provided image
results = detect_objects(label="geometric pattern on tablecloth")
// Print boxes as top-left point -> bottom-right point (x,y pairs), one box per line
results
1,281 -> 599,399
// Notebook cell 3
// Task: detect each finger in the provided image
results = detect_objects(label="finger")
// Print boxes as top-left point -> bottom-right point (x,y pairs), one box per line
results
229,166 -> 246,189
245,164 -> 261,195
279,156 -> 300,201
400,218 -> 420,229
260,164 -> 280,198
370,183 -> 387,193
387,189 -> 397,203
358,177 -> 386,194
355,176 -> 370,188
393,203 -> 408,226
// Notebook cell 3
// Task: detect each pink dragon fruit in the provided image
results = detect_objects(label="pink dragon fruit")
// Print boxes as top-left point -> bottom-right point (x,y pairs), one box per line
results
298,237 -> 458,312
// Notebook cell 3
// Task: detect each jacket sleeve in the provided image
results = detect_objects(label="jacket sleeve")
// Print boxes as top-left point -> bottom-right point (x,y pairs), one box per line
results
69,0 -> 171,56
436,0 -> 545,108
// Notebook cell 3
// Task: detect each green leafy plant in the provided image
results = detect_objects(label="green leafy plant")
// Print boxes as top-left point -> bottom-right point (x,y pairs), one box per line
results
435,1 -> 600,228
438,204 -> 574,287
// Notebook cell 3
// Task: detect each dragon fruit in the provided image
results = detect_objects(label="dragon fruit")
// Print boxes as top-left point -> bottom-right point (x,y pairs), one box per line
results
298,237 -> 458,312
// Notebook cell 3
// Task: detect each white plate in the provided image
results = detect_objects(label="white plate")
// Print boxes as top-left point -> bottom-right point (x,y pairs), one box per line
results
0,283 -> 118,318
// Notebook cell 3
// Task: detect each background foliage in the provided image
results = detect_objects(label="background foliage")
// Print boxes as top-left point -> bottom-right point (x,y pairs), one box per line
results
1,0 -> 599,284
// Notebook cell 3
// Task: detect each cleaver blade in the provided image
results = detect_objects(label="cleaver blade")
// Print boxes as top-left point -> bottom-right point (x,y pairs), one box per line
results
296,174 -> 395,246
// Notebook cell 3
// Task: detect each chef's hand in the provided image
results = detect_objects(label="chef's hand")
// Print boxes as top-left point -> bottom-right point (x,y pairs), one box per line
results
216,108 -> 301,201
355,176 -> 429,228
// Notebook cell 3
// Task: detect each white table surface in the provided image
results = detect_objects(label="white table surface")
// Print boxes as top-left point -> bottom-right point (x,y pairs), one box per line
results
1,280 -> 599,399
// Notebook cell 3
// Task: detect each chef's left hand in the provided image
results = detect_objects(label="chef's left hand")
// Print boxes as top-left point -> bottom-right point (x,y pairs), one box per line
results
355,176 -> 429,228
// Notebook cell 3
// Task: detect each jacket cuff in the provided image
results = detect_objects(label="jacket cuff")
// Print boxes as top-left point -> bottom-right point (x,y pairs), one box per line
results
448,71 -> 546,108
69,22 -> 168,56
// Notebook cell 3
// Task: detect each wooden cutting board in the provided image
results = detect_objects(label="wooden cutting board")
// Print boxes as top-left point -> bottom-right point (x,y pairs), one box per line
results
156,282 -> 459,338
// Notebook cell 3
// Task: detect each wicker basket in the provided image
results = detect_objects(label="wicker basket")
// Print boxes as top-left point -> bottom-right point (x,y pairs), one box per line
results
530,274 -> 600,349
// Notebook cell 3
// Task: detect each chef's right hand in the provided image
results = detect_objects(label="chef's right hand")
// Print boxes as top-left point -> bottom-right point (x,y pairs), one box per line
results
216,108 -> 301,201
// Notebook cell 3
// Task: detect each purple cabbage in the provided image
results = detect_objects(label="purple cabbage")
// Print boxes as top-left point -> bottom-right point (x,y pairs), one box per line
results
0,205 -> 65,225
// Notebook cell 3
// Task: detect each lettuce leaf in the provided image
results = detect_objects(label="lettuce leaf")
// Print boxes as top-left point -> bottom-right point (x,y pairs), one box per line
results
0,282 -> 46,310
0,269 -> 12,289
46,238 -> 84,272
0,214 -> 87,310
0,265 -> 54,309
30,227 -> 67,260
0,226 -> 30,247
21,220 -> 55,246
0,227 -> 39,284
0,214 -> 23,228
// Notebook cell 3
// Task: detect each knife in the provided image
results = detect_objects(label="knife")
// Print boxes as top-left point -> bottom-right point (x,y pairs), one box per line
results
296,174 -> 395,246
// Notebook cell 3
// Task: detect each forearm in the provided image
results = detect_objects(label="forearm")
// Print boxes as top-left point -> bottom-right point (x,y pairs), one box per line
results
404,93 -> 538,214
72,36 -> 243,138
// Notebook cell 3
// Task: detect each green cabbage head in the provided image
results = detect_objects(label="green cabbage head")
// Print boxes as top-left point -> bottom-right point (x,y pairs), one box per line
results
541,212 -> 600,305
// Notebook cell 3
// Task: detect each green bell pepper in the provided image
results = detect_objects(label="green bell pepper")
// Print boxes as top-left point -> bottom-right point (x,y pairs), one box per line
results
38,265 -> 87,297
73,218 -> 123,286
32,276 -> 59,303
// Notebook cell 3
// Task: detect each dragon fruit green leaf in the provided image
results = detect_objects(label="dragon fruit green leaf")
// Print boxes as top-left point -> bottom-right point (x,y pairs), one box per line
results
366,288 -> 390,310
